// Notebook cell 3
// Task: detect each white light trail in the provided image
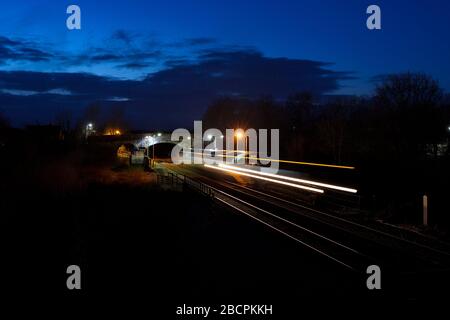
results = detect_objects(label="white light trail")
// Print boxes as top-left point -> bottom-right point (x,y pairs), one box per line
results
218,163 -> 357,194
187,149 -> 355,169
204,164 -> 324,193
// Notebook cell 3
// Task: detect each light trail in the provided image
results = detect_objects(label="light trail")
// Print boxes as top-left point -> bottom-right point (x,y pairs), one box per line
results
218,163 -> 358,194
204,164 -> 324,193
189,148 -> 243,153
189,151 -> 355,169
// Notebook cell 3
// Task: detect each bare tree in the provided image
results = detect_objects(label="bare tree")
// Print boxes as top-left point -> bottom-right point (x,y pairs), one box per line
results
285,92 -> 313,131
374,72 -> 445,158
54,108 -> 73,132
316,101 -> 351,164
375,73 -> 442,110
284,92 -> 314,159
78,102 -> 102,130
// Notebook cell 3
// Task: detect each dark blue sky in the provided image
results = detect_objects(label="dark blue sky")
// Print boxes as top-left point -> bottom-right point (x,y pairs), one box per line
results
1,0 -> 450,128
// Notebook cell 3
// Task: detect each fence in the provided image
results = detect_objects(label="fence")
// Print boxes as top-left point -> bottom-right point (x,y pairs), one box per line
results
154,163 -> 213,198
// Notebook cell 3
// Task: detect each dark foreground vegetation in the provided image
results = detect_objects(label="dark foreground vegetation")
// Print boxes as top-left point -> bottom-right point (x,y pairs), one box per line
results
0,137 -> 364,306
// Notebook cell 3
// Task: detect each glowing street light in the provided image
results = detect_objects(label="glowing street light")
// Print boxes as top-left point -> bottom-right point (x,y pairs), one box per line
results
151,133 -> 162,160
234,129 -> 246,163
115,130 -> 121,135
85,123 -> 94,139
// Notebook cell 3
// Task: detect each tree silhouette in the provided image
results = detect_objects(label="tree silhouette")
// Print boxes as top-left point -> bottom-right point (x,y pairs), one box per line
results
284,92 -> 314,159
0,110 -> 9,128
374,72 -> 444,159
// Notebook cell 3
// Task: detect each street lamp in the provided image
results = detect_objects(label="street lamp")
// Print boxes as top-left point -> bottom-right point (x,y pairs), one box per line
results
235,129 -> 247,148
235,129 -> 247,163
86,123 -> 94,139
152,135 -> 156,160
218,135 -> 224,152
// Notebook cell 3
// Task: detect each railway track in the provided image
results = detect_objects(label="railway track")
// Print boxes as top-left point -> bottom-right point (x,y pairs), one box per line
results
211,181 -> 450,269
207,182 -> 373,272
156,162 -> 450,275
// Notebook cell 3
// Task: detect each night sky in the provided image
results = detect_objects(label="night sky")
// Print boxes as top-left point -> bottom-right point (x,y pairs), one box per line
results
1,0 -> 449,128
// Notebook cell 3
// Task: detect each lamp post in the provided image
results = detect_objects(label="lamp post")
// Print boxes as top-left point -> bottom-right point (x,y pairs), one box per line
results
219,135 -> 224,151
235,129 -> 246,163
206,134 -> 217,157
86,123 -> 93,139
152,133 -> 162,161
152,135 -> 155,160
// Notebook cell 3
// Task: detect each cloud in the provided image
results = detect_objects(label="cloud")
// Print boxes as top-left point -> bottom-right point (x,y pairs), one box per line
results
146,49 -> 352,97
1,89 -> 39,96
117,62 -> 152,69
89,53 -> 122,62
111,30 -> 135,45
0,47 -> 352,128
0,33 -> 243,74
107,97 -> 130,102
0,36 -> 20,47
0,70 -> 140,106
0,36 -> 53,64
180,37 -> 217,47
0,34 -> 161,72
1,88 -> 72,96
